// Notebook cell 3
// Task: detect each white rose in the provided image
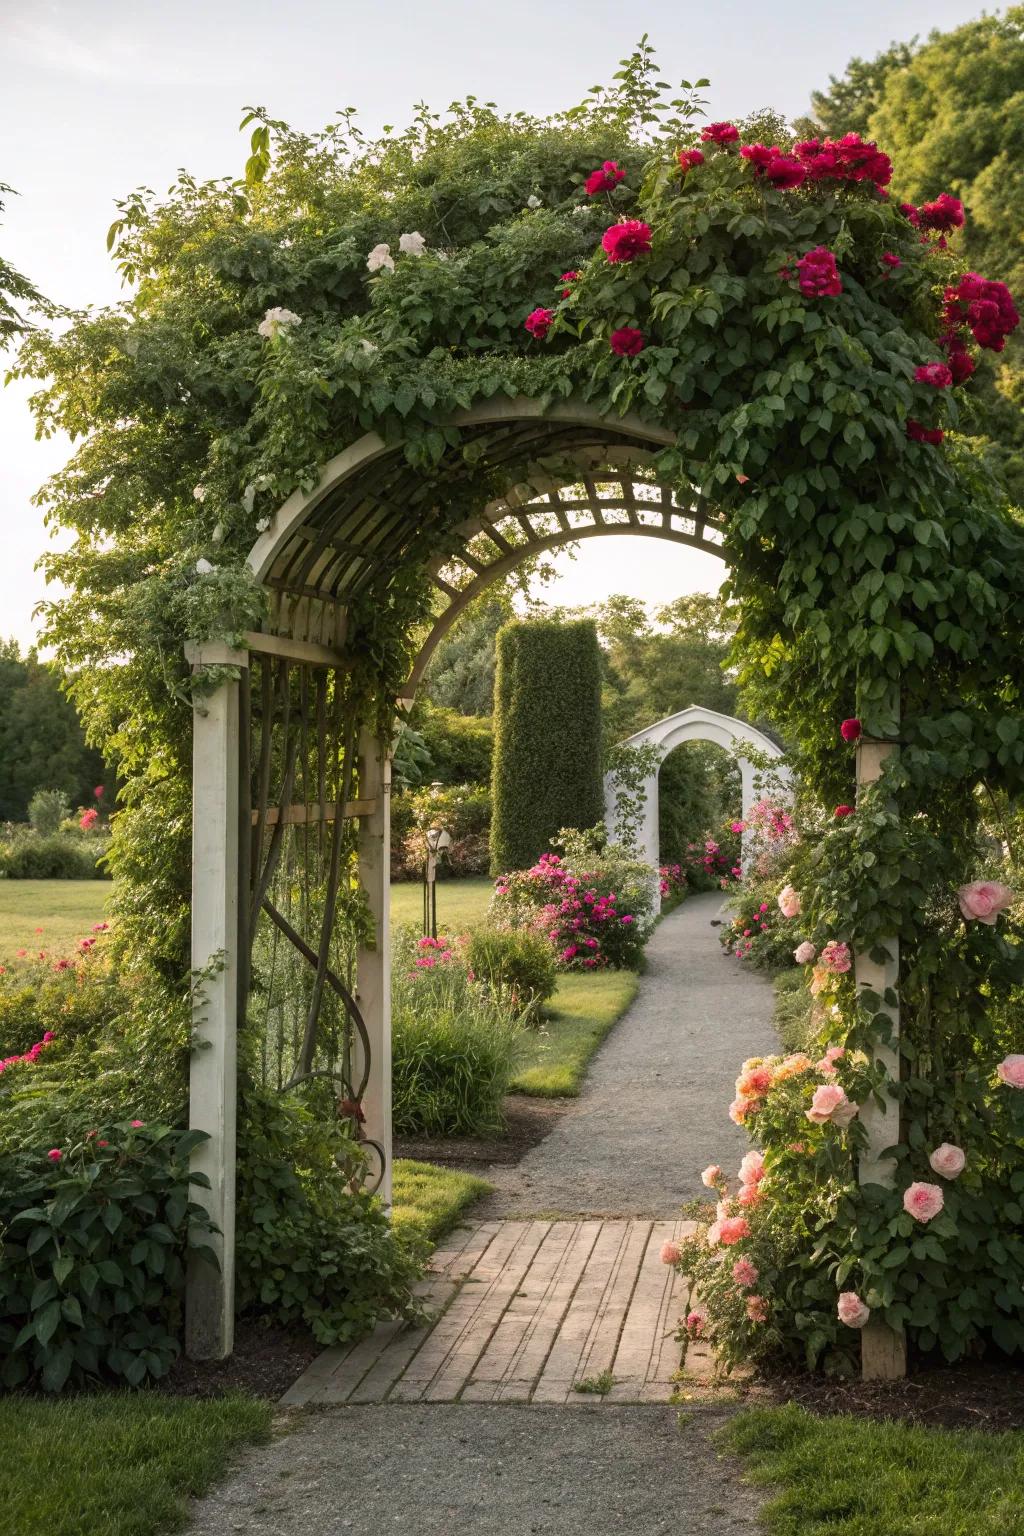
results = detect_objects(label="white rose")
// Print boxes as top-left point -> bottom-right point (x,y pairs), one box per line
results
195,558 -> 214,575
255,516 -> 270,532
366,243 -> 395,274
257,306 -> 302,339
928,1143 -> 966,1179
526,194 -> 541,209
398,231 -> 426,256
192,484 -> 207,502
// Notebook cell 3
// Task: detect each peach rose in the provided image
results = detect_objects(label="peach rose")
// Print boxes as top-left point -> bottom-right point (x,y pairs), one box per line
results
706,1220 -> 723,1246
732,1257 -> 759,1287
794,941 -> 817,964
837,1291 -> 870,1328
958,881 -> 1013,925
736,1066 -> 773,1098
928,1143 -> 966,1179
745,1295 -> 769,1323
718,1216 -> 751,1246
738,1183 -> 763,1208
903,1181 -> 944,1222
660,1239 -> 682,1265
777,884 -> 801,918
805,1083 -> 859,1127
701,1164 -> 723,1187
996,1055 -> 1024,1088
739,1150 -> 765,1185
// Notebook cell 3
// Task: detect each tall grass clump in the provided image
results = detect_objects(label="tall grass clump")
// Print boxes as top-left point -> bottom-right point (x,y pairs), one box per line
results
391,929 -> 526,1136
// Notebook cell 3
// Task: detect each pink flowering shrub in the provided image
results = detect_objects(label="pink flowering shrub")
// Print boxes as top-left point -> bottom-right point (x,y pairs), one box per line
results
681,822 -> 742,891
489,833 -> 656,971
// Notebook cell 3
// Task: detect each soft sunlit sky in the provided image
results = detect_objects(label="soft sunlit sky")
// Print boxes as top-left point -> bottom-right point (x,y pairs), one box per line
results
0,0 -> 987,649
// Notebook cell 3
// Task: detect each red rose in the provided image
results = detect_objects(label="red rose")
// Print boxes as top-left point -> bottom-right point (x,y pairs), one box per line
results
585,160 -> 626,197
609,326 -> 645,357
677,149 -> 705,174
834,805 -> 855,818
907,419 -> 945,445
601,220 -> 653,263
559,270 -> 580,298
795,246 -> 842,298
765,153 -> 806,190
945,342 -> 975,384
524,307 -> 554,339
840,718 -> 862,743
740,143 -> 776,171
701,122 -> 739,144
899,202 -> 921,227
919,193 -> 964,232
915,362 -> 953,388
793,134 -> 891,188
881,252 -> 901,270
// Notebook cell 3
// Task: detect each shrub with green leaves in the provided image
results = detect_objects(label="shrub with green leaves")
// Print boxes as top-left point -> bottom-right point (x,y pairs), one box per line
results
391,930 -> 526,1135
490,620 -> 604,874
0,833 -> 109,879
0,1122 -> 215,1392
465,924 -> 557,1017
234,1088 -> 422,1344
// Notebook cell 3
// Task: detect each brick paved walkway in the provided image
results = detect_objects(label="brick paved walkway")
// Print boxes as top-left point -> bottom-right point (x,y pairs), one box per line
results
282,1217 -> 713,1407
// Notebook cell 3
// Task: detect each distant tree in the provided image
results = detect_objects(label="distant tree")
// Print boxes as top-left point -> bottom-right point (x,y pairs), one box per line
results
801,11 -> 1024,500
0,639 -> 107,821
0,183 -> 59,346
424,597 -> 509,716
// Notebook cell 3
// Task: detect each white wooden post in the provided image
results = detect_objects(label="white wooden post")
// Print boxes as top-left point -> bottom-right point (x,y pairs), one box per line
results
355,731 -> 393,1206
855,732 -> 907,1381
184,641 -> 247,1360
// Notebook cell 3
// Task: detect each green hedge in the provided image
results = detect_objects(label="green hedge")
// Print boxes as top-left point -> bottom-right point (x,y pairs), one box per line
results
417,705 -> 493,784
0,834 -> 110,879
490,620 -> 603,873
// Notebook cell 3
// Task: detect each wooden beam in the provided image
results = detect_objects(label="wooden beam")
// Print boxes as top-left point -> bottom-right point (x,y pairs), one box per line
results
251,799 -> 377,828
243,631 -> 346,668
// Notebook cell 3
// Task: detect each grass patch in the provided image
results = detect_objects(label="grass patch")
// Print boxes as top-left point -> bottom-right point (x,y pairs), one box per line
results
511,969 -> 639,1096
724,1403 -> 1024,1536
773,968 -> 814,1052
0,1391 -> 271,1536
391,1158 -> 492,1242
0,879 -> 111,961
390,876 -> 493,935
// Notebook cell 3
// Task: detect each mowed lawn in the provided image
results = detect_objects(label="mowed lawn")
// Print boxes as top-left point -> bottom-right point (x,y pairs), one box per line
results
0,878 -> 111,960
390,875 -> 493,933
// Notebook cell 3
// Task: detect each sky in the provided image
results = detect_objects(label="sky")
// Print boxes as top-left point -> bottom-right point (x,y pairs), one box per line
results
0,0 -> 988,649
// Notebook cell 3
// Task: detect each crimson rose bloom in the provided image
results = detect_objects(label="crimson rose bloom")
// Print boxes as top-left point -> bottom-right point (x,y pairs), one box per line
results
701,122 -> 739,144
524,307 -> 554,339
585,160 -> 626,196
881,252 -> 901,270
793,133 -> 891,188
907,419 -> 944,445
899,202 -> 921,227
740,142 -> 775,171
796,246 -> 842,298
943,273 -> 1019,352
609,326 -> 645,357
839,718 -> 862,743
834,805 -> 855,818
945,342 -> 976,384
677,148 -> 704,173
602,220 -> 652,263
559,270 -> 580,298
919,193 -> 964,232
915,362 -> 953,388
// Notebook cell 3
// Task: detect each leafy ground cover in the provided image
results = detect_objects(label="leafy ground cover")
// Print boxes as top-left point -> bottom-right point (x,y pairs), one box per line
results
724,1403 -> 1024,1536
0,878 -> 109,959
391,1157 -> 492,1241
0,1392 -> 271,1536
512,970 -> 639,1096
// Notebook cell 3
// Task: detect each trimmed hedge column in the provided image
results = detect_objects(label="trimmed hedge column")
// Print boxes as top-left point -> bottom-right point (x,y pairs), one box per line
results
490,619 -> 603,873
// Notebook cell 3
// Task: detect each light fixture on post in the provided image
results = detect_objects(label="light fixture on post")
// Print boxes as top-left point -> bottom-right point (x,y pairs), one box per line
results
422,822 -> 453,939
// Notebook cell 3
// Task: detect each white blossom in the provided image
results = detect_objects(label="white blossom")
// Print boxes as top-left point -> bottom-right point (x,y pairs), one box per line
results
255,516 -> 270,532
526,194 -> 541,209
257,306 -> 302,339
359,338 -> 379,354
192,484 -> 207,502
195,558 -> 214,575
241,484 -> 256,514
398,231 -> 426,256
366,243 -> 395,274
571,204 -> 590,216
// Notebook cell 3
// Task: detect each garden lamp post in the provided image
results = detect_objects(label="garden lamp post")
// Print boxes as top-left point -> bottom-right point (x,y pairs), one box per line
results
423,823 -> 452,938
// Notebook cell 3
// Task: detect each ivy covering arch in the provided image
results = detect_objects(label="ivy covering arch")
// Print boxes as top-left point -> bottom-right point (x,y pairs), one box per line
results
21,46 -> 1024,1379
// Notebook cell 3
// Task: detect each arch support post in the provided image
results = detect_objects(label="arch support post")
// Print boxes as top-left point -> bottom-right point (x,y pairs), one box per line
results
184,641 -> 249,1360
355,730 -> 393,1206
854,719 -> 906,1382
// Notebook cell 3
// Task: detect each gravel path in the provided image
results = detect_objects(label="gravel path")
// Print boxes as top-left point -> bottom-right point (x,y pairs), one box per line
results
188,1404 -> 761,1536
482,892 -> 779,1217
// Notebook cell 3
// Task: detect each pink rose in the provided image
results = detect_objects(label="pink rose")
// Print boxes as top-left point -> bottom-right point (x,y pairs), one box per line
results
820,940 -> 852,975
794,941 -> 816,965
928,1143 -> 966,1179
805,1083 -> 858,1127
47,1148 -> 62,1162
903,1181 -> 944,1222
738,1183 -> 762,1208
745,1295 -> 769,1323
585,160 -> 626,196
837,1291 -> 870,1328
777,885 -> 801,918
601,220 -> 653,263
524,307 -> 554,339
701,122 -> 739,144
840,718 -> 862,742
739,1150 -> 765,1186
957,881 -> 1013,925
130,1119 -> 145,1129
915,362 -> 953,388
685,1307 -> 707,1337
718,1216 -> 751,1246
996,1054 -> 1024,1088
660,1239 -> 682,1265
701,1164 -> 722,1188
732,1257 -> 759,1287
706,1220 -> 723,1246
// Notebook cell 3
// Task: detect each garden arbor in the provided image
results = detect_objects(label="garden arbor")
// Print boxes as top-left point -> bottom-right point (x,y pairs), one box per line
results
604,704 -> 791,883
